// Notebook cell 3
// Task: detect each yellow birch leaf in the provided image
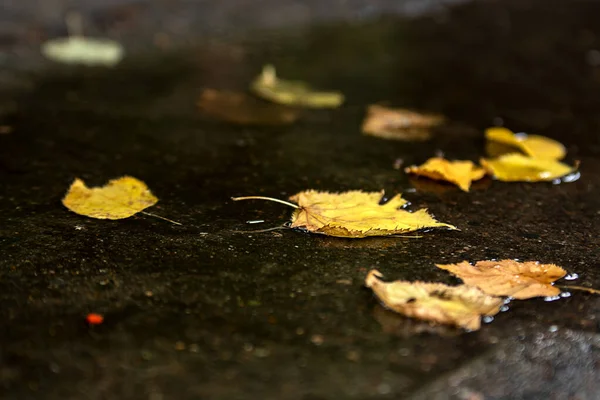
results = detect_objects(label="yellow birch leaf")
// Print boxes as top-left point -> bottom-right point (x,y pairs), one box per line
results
361,105 -> 444,141
233,190 -> 456,238
485,127 -> 566,160
197,89 -> 300,126
62,176 -> 158,220
405,157 -> 486,192
436,260 -> 567,299
365,270 -> 503,330
288,190 -> 456,238
480,153 -> 575,182
250,65 -> 344,108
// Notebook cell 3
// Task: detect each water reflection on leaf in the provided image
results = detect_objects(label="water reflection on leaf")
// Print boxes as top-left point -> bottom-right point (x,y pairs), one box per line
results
198,89 -> 300,125
373,305 -> 461,337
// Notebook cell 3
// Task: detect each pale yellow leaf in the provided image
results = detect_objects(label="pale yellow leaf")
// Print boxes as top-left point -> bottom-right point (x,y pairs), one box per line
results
42,37 -> 124,66
365,270 -> 503,330
250,65 -> 344,108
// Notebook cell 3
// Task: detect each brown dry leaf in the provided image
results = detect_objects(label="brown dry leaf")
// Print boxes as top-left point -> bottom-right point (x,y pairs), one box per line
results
480,153 -> 576,182
62,176 -> 158,220
361,105 -> 444,141
233,190 -> 456,238
197,89 -> 300,126
485,127 -> 566,160
365,270 -> 503,330
405,157 -> 486,192
250,65 -> 344,108
436,260 -> 567,299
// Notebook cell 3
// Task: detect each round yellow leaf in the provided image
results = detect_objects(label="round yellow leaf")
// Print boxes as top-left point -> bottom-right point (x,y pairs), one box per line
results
485,127 -> 566,160
480,153 -> 575,182
62,176 -> 158,220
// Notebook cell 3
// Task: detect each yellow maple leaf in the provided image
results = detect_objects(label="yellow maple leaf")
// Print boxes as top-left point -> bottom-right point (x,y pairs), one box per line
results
361,105 -> 444,141
480,153 -> 576,182
365,270 -> 503,330
405,157 -> 486,192
485,127 -> 566,160
197,89 -> 300,125
250,65 -> 344,108
233,190 -> 456,238
62,176 -> 158,220
436,260 -> 567,299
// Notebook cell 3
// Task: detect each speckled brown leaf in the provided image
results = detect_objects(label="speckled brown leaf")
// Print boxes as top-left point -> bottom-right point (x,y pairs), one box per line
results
361,105 -> 444,141
198,89 -> 300,125
436,260 -> 567,299
365,270 -> 503,330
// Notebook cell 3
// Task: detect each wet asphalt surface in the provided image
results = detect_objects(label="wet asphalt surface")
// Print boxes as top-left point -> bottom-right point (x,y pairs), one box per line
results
1,0 -> 600,399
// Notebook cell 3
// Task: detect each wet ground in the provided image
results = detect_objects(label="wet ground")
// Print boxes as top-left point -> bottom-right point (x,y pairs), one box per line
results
1,0 -> 600,399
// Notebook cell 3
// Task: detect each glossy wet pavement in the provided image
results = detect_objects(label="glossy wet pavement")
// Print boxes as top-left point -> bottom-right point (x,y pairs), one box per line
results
1,1 -> 600,399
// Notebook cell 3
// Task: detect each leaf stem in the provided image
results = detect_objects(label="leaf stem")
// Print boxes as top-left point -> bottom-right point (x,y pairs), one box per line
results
231,196 -> 299,209
231,225 -> 289,234
557,284 -> 600,295
141,211 -> 183,226
66,11 -> 84,38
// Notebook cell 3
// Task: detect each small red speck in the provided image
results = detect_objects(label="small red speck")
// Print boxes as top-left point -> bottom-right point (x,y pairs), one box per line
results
86,313 -> 104,325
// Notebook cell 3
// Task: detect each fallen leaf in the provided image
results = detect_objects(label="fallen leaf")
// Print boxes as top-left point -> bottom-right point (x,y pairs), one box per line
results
233,190 -> 456,238
41,13 -> 124,66
197,89 -> 300,125
365,270 -> 503,330
405,157 -> 486,192
436,260 -> 567,299
250,65 -> 344,108
480,153 -> 576,182
361,105 -> 444,141
485,127 -> 566,160
42,37 -> 124,66
288,191 -> 456,237
373,305 -> 461,336
62,176 -> 158,220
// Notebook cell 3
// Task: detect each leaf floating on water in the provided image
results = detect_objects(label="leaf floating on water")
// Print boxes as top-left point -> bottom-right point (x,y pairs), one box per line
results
405,157 -> 486,192
63,176 -> 159,220
436,260 -> 567,299
198,89 -> 300,126
365,270 -> 503,330
233,190 -> 456,238
361,105 -> 444,141
485,127 -> 566,160
480,153 -> 576,182
250,65 -> 344,108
